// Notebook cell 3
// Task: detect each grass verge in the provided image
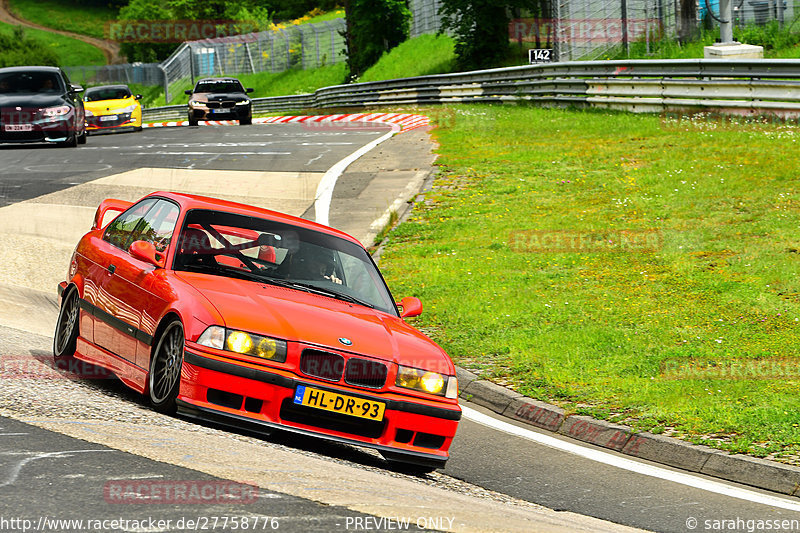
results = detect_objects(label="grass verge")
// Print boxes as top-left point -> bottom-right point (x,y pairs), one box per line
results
7,0 -> 118,40
0,21 -> 104,66
358,34 -> 456,83
379,104 -> 800,463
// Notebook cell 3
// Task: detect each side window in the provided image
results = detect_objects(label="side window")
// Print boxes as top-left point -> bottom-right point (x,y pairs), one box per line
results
129,200 -> 180,253
103,199 -> 157,250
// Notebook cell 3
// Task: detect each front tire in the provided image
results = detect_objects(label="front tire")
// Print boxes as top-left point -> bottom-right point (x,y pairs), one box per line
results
148,319 -> 184,414
59,133 -> 78,148
53,288 -> 79,360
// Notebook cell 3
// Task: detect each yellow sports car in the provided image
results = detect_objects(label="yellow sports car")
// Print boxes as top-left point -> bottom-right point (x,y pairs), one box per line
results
84,84 -> 142,133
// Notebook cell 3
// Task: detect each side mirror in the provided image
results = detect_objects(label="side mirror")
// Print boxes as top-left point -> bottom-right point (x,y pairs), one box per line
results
129,240 -> 165,268
398,297 -> 422,318
184,89 -> 193,96
135,94 -> 143,100
246,87 -> 254,93
71,84 -> 84,93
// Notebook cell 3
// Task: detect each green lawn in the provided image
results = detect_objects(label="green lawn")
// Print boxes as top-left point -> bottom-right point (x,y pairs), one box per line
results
0,21 -> 104,66
7,0 -> 118,40
358,34 -> 455,83
380,104 -> 800,463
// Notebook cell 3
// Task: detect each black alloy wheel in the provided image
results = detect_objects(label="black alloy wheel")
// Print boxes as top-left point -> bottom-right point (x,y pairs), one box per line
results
148,319 -> 184,414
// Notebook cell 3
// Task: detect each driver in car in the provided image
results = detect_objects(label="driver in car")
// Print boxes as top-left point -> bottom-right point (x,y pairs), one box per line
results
290,247 -> 342,284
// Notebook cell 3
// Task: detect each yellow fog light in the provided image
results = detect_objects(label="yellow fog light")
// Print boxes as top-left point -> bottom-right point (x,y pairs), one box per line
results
226,331 -> 253,354
420,372 -> 445,394
396,366 -> 450,397
256,337 -> 277,359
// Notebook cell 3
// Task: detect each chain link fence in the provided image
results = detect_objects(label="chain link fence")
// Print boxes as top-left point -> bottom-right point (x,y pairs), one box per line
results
66,19 -> 347,102
66,62 -> 164,88
702,0 -> 796,26
409,0 -> 445,37
548,0 -> 678,61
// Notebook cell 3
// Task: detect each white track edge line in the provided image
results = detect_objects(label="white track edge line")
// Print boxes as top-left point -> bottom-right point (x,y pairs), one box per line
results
313,123 -> 402,227
461,406 -> 800,512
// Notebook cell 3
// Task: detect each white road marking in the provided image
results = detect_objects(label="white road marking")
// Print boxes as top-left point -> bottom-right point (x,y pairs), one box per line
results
306,149 -> 329,166
131,151 -> 291,156
314,124 -> 401,226
0,449 -> 115,488
462,406 -> 800,512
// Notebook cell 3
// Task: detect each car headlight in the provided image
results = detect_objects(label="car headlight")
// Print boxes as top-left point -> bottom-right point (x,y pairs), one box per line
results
197,326 -> 287,363
235,100 -> 250,106
85,110 -> 94,117
396,365 -> 457,398
114,104 -> 137,113
42,105 -> 70,117
189,100 -> 206,107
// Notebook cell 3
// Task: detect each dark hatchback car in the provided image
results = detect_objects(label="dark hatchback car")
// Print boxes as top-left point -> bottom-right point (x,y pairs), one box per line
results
0,66 -> 86,147
185,77 -> 253,126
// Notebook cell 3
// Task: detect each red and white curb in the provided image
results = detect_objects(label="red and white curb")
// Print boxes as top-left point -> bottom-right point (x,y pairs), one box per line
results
143,113 -> 430,133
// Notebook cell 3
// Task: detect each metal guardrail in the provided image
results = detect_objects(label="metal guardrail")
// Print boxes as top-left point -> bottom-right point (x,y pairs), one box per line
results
142,59 -> 800,122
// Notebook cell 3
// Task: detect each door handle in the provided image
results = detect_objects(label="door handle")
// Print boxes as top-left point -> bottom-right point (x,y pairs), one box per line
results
107,264 -> 116,275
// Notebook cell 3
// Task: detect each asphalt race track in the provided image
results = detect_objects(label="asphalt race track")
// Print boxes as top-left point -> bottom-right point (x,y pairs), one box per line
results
1,123 -> 800,533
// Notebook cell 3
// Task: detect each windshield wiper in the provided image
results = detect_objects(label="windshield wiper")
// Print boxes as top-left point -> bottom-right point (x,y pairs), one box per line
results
182,263 -> 267,284
282,281 -> 375,309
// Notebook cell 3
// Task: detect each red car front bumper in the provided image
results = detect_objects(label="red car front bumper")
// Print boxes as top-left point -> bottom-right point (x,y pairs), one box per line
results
177,348 -> 461,468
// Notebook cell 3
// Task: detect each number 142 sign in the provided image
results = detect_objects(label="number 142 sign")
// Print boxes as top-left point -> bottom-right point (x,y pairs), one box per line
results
529,48 -> 554,63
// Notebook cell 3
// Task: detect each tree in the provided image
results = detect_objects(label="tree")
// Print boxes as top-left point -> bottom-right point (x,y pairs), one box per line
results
344,0 -> 411,80
0,27 -> 59,68
118,0 -> 271,62
439,0 -> 543,71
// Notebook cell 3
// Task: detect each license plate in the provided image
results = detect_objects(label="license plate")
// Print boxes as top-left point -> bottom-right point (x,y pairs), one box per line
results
210,108 -> 228,114
293,385 -> 385,421
99,115 -> 118,122
4,124 -> 32,132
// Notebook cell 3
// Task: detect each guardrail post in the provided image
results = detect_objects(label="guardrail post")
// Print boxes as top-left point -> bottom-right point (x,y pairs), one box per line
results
622,0 -> 629,57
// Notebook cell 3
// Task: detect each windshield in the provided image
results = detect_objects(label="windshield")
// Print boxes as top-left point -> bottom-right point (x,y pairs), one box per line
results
173,209 -> 397,315
85,86 -> 131,101
0,71 -> 63,94
194,81 -> 244,94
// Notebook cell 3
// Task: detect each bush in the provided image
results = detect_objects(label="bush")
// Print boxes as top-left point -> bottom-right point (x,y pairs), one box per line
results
734,19 -> 800,50
0,26 -> 59,67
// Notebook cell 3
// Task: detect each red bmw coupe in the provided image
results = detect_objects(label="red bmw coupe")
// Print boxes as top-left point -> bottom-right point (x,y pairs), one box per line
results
54,192 -> 460,471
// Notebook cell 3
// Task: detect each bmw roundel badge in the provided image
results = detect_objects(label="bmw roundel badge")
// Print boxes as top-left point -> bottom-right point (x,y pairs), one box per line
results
338,337 -> 353,346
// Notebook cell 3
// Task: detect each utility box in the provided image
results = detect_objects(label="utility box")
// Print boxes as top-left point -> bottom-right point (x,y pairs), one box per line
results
704,42 -> 764,59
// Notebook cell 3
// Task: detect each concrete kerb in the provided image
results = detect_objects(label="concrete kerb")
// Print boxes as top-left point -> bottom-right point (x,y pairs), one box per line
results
454,369 -> 800,497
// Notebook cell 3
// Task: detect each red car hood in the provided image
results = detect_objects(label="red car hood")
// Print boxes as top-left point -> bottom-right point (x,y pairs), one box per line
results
175,272 -> 451,371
